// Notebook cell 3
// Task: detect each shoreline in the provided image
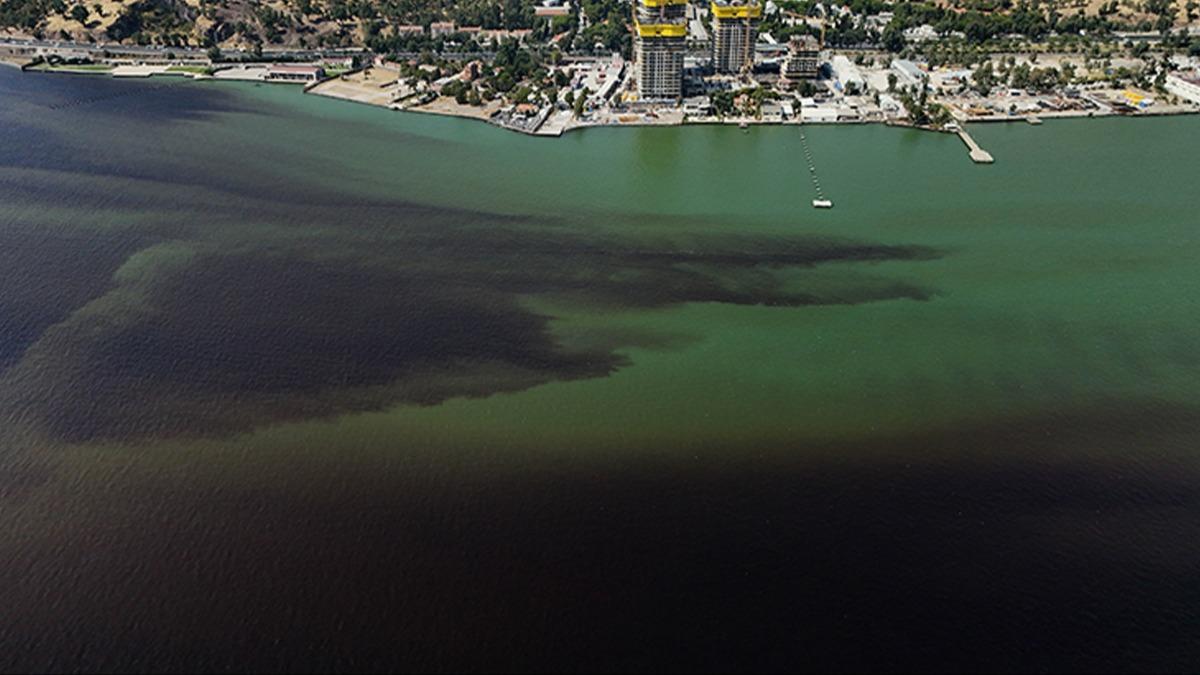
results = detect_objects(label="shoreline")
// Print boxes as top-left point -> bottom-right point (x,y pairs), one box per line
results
496,106 -> 1200,139
12,64 -> 1200,140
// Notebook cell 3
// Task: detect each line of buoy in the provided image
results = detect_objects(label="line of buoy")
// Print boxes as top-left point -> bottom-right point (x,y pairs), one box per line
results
799,131 -> 833,208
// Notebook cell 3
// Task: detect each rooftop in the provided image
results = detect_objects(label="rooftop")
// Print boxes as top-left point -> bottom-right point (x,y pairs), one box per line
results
268,64 -> 324,74
1172,71 -> 1200,85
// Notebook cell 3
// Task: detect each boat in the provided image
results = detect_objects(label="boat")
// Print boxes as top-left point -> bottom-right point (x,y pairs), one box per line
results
812,199 -> 833,209
739,121 -> 749,131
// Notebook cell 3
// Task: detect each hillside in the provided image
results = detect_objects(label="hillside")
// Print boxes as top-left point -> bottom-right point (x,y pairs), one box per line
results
2,0 -> 1196,51
0,0 -> 554,49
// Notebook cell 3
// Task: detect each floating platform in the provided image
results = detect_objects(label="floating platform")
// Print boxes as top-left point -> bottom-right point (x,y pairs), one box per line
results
812,199 -> 834,209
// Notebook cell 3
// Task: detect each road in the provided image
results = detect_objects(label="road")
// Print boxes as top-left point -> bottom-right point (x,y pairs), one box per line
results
0,36 -> 367,61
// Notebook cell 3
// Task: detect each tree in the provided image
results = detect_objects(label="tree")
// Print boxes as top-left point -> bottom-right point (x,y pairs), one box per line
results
510,85 -> 532,103
69,4 -> 88,23
573,87 -> 588,117
972,60 -> 994,95
493,70 -> 515,92
711,89 -> 735,117
1010,62 -> 1032,88
1060,62 -> 1077,85
882,24 -> 906,53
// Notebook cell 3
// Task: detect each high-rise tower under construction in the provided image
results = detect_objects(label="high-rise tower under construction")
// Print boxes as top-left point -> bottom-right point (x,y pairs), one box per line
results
711,0 -> 761,74
634,0 -> 687,100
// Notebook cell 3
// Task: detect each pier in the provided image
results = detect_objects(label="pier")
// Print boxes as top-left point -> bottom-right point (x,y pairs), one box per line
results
957,127 -> 994,164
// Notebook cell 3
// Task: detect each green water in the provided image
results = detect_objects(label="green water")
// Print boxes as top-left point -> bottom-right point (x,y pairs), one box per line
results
195,86 -> 1200,456
2,72 -> 1200,671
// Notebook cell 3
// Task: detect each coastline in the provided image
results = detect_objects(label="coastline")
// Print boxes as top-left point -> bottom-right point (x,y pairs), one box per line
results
11,63 -> 1200,140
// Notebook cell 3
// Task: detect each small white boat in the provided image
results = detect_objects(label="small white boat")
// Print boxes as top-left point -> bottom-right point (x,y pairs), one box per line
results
739,121 -> 749,131
812,199 -> 833,209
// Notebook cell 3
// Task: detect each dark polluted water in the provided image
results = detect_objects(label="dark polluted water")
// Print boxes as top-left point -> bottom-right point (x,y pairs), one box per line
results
1,67 -> 1199,672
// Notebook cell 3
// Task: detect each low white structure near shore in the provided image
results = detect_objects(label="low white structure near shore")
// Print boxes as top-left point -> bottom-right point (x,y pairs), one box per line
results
1165,72 -> 1200,105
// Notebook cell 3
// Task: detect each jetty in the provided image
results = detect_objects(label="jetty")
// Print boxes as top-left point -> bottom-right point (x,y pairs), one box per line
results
957,127 -> 994,164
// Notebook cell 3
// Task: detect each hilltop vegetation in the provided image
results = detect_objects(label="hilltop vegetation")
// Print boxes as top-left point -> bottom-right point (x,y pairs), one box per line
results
1,0 -> 1195,52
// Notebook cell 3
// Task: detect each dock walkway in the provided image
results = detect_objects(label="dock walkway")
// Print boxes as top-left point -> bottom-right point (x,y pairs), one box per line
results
957,128 -> 994,163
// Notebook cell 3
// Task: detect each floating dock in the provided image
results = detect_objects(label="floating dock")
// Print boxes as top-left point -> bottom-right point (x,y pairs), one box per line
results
957,128 -> 994,164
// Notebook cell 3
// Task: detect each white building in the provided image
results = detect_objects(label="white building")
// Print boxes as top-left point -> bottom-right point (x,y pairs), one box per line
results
891,59 -> 927,87
535,0 -> 572,17
265,64 -> 326,83
1165,72 -> 1200,105
903,24 -> 938,42
830,54 -> 865,93
803,105 -> 840,122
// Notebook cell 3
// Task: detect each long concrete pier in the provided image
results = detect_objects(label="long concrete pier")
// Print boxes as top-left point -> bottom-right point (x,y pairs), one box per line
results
957,128 -> 994,163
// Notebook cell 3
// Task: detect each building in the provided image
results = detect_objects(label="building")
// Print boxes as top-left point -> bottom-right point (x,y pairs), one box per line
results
830,54 -> 865,93
634,0 -> 688,100
265,64 -> 326,83
1165,72 -> 1200,105
459,60 -> 484,81
761,100 -> 785,121
683,95 -> 713,116
535,0 -> 572,17
803,105 -> 840,122
903,24 -> 938,43
782,35 -> 820,82
687,2 -> 711,52
891,59 -> 928,88
479,28 -> 533,43
711,0 -> 762,74
429,21 -> 457,37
